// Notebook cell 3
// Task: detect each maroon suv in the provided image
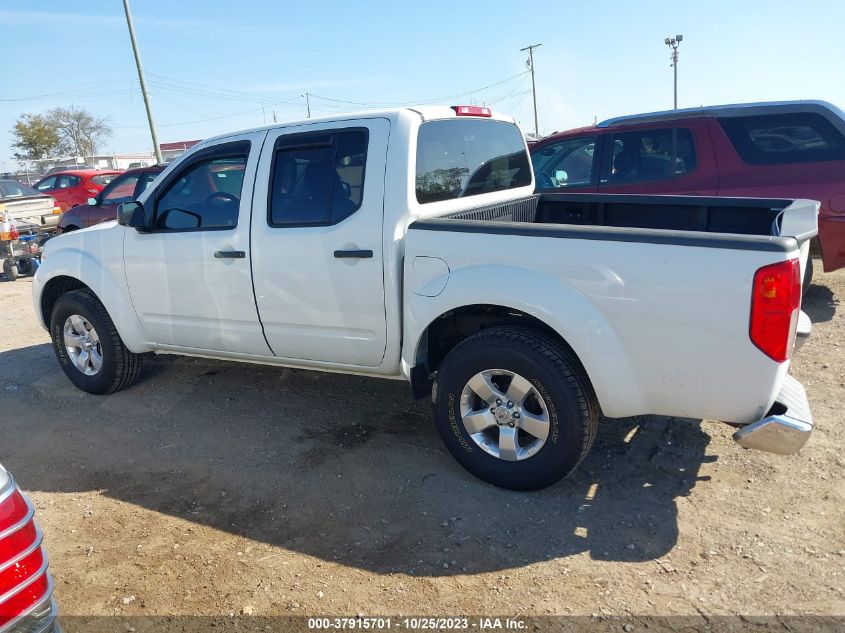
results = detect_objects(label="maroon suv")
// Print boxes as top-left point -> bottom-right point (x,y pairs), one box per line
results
58,164 -> 164,233
530,100 -> 845,273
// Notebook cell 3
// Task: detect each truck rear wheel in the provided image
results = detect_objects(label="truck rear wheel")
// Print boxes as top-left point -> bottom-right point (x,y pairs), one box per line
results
432,327 -> 598,490
49,289 -> 144,394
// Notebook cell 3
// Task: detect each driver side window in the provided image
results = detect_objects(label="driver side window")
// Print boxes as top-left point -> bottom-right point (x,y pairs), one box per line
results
532,136 -> 597,189
154,151 -> 248,231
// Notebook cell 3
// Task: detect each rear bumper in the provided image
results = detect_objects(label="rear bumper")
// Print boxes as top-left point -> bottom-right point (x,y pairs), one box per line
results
733,374 -> 813,455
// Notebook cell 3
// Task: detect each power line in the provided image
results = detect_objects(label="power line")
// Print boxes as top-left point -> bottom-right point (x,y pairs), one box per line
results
309,70 -> 530,108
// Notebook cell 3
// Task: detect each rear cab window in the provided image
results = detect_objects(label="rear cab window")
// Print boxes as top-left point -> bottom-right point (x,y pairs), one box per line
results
719,112 -> 845,165
415,119 -> 531,204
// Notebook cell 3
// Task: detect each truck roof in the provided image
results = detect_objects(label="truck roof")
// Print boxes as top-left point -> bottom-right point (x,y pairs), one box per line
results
200,106 -> 519,146
596,99 -> 845,128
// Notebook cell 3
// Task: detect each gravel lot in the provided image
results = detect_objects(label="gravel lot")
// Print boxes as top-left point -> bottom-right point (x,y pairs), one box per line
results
0,263 -> 842,626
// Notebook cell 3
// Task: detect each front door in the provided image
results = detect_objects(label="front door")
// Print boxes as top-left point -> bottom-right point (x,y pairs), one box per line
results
250,118 -> 389,367
123,132 -> 272,356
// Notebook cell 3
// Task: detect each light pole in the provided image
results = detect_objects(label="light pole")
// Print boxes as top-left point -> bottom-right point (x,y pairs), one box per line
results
122,0 -> 163,163
520,43 -> 541,137
664,35 -> 683,110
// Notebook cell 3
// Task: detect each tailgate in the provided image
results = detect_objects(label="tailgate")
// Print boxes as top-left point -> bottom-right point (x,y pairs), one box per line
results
776,198 -> 819,285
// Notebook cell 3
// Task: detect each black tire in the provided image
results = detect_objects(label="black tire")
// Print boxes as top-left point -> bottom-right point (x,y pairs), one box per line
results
432,327 -> 599,491
49,289 -> 143,394
2,260 -> 18,281
802,257 -> 814,296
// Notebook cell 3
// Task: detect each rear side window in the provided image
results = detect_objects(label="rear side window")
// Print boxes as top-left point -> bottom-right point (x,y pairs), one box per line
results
415,119 -> 531,204
91,174 -> 117,186
269,129 -> 368,226
56,175 -> 81,189
719,113 -> 845,165
608,127 -> 697,184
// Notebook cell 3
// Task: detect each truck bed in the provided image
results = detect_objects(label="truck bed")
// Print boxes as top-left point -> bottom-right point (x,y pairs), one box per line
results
405,192 -> 818,425
415,193 -> 814,253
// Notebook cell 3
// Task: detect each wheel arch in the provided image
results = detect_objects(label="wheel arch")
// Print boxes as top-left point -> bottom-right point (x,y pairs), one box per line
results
34,248 -> 152,353
405,298 -> 645,418
409,303 -> 592,397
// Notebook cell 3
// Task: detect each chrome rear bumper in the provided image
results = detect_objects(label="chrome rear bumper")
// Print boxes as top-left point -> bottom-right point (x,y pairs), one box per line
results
733,374 -> 813,455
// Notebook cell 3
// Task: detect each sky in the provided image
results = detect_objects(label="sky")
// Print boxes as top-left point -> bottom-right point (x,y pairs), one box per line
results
2,0 -> 844,171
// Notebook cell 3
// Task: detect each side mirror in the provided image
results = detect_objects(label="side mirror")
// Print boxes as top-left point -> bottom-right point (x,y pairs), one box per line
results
87,197 -> 98,206
117,201 -> 149,231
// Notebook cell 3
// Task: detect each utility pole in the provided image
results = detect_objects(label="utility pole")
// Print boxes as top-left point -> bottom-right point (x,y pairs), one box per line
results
122,0 -> 162,163
303,92 -> 311,119
664,34 -> 683,110
520,43 -> 542,137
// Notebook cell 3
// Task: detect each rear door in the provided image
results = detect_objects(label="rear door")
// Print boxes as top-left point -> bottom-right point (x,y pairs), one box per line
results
250,118 -> 390,367
124,132 -> 272,355
598,120 -> 717,195
54,174 -> 82,209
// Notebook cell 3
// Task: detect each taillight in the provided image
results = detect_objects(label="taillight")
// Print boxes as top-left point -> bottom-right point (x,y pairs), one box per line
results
750,259 -> 801,362
452,105 -> 492,117
0,480 -> 52,629
52,199 -> 62,215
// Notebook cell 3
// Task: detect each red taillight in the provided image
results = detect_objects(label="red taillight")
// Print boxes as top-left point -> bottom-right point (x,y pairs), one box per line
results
0,490 -> 29,535
452,105 -> 492,117
750,259 -> 801,362
0,573 -> 49,627
0,483 -> 51,628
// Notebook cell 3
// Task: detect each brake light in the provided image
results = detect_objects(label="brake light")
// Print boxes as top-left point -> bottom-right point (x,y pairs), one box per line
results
0,480 -> 53,630
750,259 -> 801,362
452,105 -> 492,117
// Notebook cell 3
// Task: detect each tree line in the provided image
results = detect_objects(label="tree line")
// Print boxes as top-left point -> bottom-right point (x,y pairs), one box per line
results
10,106 -> 112,164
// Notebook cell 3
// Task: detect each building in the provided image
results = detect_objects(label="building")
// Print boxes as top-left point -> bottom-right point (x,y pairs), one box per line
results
160,140 -> 201,163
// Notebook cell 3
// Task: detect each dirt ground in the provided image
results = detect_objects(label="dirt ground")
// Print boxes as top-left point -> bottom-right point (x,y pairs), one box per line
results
0,263 -> 843,626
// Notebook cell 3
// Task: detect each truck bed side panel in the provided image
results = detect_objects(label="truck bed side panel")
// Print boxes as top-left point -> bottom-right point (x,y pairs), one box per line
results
404,225 -> 793,423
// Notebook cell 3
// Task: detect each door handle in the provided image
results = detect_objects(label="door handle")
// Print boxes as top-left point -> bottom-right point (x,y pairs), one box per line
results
214,250 -> 245,259
334,249 -> 373,259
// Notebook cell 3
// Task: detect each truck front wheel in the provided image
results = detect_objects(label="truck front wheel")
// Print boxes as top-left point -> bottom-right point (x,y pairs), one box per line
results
432,327 -> 598,491
49,289 -> 144,394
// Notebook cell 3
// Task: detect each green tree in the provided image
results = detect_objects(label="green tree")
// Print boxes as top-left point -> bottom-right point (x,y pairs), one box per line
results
47,106 -> 111,156
10,113 -> 62,161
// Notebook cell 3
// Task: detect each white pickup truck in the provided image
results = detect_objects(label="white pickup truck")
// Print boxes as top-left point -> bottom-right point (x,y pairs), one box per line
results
33,105 -> 817,490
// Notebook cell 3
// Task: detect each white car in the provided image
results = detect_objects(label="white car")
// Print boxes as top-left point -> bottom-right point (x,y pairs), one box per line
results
33,105 -> 816,490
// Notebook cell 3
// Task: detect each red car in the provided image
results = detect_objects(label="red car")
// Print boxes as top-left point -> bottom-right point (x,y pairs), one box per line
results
0,464 -> 58,632
33,169 -> 121,212
530,100 -> 845,274
58,165 -> 164,233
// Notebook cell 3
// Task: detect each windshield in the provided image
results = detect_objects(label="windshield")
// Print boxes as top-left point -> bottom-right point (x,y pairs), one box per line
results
0,180 -> 42,200
415,119 -> 531,204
